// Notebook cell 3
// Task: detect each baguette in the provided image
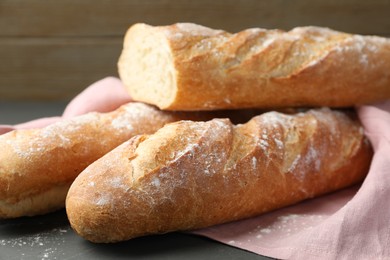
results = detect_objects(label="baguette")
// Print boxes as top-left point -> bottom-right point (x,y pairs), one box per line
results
118,23 -> 390,110
66,108 -> 372,243
0,102 -> 249,218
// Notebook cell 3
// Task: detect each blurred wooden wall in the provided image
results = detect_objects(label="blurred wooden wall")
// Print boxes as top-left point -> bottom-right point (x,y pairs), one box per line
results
1,0 -> 390,101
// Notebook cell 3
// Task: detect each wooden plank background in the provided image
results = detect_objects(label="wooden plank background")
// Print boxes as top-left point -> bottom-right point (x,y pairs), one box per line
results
1,0 -> 390,101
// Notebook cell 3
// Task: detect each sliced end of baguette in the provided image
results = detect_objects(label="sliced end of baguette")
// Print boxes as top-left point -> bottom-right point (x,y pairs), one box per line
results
118,23 -> 177,110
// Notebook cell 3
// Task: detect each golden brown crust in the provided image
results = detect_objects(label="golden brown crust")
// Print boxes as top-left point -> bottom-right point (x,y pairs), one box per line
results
118,23 -> 390,110
66,108 -> 372,243
0,102 -> 246,219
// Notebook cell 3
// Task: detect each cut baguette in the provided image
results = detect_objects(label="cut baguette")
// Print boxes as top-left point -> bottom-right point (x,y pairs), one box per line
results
119,23 -> 390,111
119,23 -> 390,110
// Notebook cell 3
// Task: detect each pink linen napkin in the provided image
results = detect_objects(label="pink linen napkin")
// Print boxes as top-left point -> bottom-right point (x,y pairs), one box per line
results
1,78 -> 389,259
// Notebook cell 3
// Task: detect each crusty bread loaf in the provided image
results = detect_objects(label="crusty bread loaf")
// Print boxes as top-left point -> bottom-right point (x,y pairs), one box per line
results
0,102 -> 250,219
118,23 -> 390,111
66,108 -> 372,243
